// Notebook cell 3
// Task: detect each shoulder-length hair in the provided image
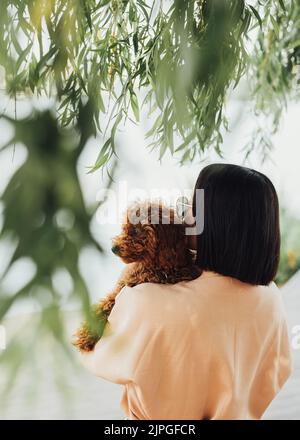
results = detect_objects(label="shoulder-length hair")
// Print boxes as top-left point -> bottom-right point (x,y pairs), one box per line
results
192,163 -> 280,285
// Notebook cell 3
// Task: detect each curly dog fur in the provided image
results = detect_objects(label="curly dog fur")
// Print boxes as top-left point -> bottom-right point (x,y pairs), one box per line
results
73,200 -> 201,352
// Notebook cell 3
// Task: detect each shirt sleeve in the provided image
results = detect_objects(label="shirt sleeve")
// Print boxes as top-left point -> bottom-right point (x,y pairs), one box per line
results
249,294 -> 292,418
79,285 -> 149,385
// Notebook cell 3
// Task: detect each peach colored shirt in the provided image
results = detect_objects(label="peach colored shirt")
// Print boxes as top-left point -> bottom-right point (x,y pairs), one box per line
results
80,270 -> 292,420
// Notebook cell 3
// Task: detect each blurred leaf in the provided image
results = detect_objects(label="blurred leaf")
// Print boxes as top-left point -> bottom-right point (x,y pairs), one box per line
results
130,91 -> 140,121
0,108 -> 106,321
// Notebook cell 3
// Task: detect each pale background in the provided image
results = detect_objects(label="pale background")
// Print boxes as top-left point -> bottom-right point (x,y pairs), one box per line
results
0,88 -> 299,419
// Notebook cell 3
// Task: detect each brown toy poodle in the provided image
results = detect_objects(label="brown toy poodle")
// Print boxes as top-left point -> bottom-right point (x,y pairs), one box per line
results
73,200 -> 201,352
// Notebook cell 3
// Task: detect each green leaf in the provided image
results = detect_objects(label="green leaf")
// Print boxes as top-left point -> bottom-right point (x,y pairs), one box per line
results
137,2 -> 150,21
111,112 -> 123,153
129,2 -> 137,22
130,91 -> 140,121
99,0 -> 111,6
88,151 -> 110,173
145,114 -> 162,139
133,32 -> 139,55
96,137 -> 112,161
249,6 -> 262,29
159,142 -> 168,160
16,42 -> 33,72
270,15 -> 280,38
278,0 -> 286,13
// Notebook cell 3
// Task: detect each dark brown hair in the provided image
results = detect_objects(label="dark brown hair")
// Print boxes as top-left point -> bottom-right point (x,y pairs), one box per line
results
192,164 -> 280,285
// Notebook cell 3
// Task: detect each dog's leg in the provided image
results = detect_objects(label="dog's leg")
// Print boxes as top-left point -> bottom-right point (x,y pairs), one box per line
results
73,267 -> 136,352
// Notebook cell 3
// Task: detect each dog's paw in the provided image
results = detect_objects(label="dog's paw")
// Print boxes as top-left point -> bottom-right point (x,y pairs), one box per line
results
95,295 -> 115,318
72,324 -> 100,352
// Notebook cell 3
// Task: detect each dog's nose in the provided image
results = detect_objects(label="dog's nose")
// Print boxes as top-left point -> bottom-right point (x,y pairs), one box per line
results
111,245 -> 120,255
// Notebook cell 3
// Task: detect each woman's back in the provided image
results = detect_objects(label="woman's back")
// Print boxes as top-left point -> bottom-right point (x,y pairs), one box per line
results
81,270 -> 292,420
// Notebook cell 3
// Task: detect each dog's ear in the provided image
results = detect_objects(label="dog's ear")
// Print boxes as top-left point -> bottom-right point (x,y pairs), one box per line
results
154,207 -> 188,268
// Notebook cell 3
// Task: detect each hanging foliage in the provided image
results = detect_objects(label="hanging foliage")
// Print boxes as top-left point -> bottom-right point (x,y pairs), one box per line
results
245,0 -> 300,157
0,1 -> 299,168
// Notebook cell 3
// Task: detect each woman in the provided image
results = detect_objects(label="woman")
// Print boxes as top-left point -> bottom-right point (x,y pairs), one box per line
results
80,163 -> 292,420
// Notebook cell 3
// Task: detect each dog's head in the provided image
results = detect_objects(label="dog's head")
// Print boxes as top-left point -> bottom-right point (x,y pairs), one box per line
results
111,200 -> 189,267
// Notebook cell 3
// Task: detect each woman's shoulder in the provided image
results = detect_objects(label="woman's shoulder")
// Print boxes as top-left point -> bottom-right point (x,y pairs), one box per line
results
250,281 -> 282,306
259,281 -> 287,315
115,281 -> 180,303
114,276 -> 286,318
227,278 -> 288,323
114,280 -> 197,314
